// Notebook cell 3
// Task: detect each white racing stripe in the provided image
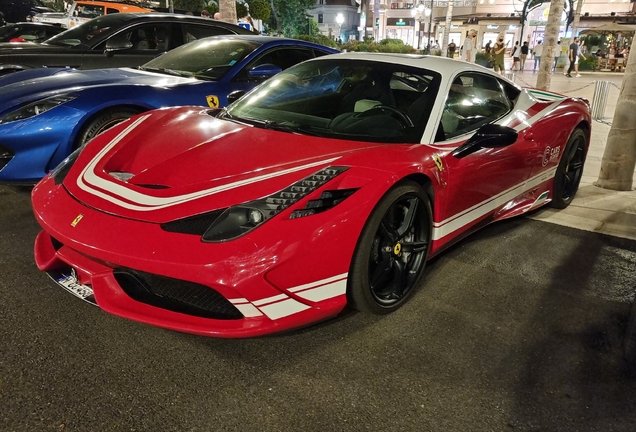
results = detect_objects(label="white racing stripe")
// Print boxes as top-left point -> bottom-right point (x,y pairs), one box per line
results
77,115 -> 340,211
228,273 -> 349,321
432,167 -> 557,240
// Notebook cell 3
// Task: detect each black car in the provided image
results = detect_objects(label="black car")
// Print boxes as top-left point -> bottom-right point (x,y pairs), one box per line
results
0,22 -> 64,43
0,13 -> 254,75
0,0 -> 55,24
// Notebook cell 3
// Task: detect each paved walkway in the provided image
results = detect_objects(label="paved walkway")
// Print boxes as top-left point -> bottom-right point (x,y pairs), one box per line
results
506,67 -> 636,240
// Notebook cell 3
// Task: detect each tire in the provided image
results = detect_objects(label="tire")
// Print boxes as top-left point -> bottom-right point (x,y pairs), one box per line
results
76,108 -> 142,148
348,181 -> 432,314
624,299 -> 636,363
550,127 -> 587,209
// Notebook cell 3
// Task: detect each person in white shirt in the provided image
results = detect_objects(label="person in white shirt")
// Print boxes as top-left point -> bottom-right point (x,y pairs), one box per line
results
532,40 -> 543,71
461,29 -> 476,63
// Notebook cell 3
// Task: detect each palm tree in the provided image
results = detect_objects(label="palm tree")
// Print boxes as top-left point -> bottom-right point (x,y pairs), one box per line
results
441,0 -> 453,55
536,0 -> 565,90
597,52 -> 636,190
219,0 -> 237,24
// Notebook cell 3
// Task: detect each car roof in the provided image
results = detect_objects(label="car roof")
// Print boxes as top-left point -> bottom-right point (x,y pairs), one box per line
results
316,51 -> 516,81
98,12 -> 254,33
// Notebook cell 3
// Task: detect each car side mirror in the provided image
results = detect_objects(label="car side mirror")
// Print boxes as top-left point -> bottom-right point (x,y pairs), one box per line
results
451,124 -> 518,158
247,63 -> 282,80
104,36 -> 132,57
227,90 -> 246,105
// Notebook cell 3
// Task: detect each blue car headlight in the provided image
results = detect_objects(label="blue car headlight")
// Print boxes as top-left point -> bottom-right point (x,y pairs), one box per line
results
0,94 -> 77,125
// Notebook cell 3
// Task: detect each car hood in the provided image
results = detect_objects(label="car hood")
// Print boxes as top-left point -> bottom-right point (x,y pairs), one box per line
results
0,67 -> 197,108
64,107 -> 383,224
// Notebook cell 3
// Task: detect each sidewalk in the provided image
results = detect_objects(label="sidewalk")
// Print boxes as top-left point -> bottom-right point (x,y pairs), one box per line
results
507,67 -> 636,240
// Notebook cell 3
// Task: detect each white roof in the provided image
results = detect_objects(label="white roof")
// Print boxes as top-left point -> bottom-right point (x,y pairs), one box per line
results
322,51 -> 516,84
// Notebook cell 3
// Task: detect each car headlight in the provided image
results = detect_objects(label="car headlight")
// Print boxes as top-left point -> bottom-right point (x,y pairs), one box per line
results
0,94 -> 77,125
202,166 -> 349,242
50,147 -> 82,185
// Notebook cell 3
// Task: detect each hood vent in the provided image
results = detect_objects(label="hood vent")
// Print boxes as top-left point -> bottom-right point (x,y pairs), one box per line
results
108,171 -> 135,182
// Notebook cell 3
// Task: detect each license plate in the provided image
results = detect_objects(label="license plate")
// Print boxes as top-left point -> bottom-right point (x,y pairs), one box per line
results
55,271 -> 96,305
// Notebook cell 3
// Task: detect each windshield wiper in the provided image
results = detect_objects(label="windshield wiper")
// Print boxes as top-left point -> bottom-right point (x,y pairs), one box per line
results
222,115 -> 320,136
138,66 -> 191,77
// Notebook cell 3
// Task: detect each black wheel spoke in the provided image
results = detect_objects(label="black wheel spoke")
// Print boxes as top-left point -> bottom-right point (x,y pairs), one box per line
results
390,258 -> 405,299
569,160 -> 584,172
401,241 -> 428,253
380,220 -> 399,243
397,197 -> 419,239
370,253 -> 393,290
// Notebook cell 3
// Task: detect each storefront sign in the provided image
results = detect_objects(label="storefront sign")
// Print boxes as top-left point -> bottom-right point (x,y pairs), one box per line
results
487,25 -> 499,29
387,18 -> 415,26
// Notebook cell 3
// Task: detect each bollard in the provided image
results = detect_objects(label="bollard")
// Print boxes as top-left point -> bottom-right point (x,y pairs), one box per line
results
591,80 -> 611,121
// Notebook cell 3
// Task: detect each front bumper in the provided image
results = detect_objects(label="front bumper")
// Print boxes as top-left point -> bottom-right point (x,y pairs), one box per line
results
32,176 -> 354,338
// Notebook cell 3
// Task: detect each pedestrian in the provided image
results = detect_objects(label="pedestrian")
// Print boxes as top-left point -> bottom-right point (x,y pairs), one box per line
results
532,40 -> 543,71
565,37 -> 581,77
461,29 -> 476,63
492,33 -> 507,75
553,40 -> 561,72
200,10 -> 210,18
485,40 -> 492,54
510,41 -> 520,71
447,39 -> 456,58
520,41 -> 529,70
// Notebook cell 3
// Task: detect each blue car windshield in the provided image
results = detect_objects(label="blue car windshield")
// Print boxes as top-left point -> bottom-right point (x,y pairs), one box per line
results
45,15 -> 126,46
222,59 -> 441,144
141,38 -> 260,81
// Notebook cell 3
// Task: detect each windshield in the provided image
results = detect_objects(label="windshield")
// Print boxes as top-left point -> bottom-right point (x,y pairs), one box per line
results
141,38 -> 260,81
45,15 -> 127,46
222,59 -> 441,144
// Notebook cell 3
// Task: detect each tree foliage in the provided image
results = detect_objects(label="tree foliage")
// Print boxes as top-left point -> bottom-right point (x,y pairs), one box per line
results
295,33 -> 338,48
174,0 -> 205,12
267,0 -> 315,36
236,2 -> 248,18
247,0 -> 270,21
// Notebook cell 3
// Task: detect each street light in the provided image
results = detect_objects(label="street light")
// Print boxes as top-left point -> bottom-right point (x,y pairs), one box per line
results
336,13 -> 345,42
412,1 -> 433,54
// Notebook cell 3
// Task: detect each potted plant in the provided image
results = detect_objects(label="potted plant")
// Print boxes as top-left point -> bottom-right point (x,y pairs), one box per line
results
475,51 -> 492,67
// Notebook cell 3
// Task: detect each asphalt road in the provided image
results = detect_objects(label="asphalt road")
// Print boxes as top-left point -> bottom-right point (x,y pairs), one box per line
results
2,184 -> 636,432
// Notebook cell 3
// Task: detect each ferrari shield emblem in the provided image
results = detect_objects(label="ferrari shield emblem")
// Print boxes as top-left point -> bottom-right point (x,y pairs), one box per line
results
71,214 -> 83,227
432,154 -> 444,171
206,95 -> 220,108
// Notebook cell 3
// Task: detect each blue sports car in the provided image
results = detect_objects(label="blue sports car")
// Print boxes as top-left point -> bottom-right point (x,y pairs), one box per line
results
0,35 -> 339,183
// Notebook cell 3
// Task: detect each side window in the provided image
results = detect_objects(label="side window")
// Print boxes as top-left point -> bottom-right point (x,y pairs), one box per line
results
182,24 -> 236,43
76,4 -> 104,19
437,72 -> 512,141
235,47 -> 315,81
110,23 -> 172,51
106,8 -> 119,14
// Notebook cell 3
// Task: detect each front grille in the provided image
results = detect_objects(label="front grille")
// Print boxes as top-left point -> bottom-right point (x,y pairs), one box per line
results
114,269 -> 242,320
0,144 -> 14,171
160,209 -> 226,235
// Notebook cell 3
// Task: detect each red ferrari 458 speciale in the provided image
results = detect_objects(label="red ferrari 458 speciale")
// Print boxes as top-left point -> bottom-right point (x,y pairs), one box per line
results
32,53 -> 591,337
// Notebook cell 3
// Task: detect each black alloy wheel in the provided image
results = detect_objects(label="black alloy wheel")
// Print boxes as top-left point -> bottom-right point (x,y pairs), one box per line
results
349,181 -> 432,314
551,128 -> 587,209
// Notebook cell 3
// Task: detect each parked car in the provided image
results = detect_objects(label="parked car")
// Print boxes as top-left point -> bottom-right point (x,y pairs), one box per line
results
0,22 -> 64,43
33,0 -> 152,29
31,53 -> 592,338
0,0 -> 54,24
0,36 -> 338,183
0,13 -> 253,76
